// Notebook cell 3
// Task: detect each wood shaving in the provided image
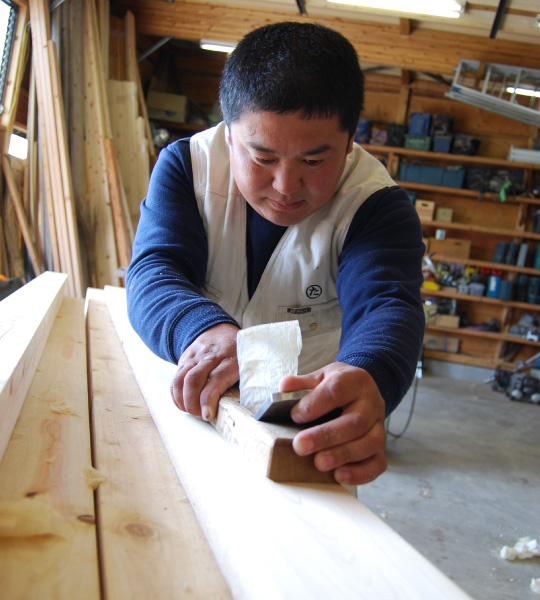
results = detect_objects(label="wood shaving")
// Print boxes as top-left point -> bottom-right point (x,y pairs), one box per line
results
83,466 -> 108,489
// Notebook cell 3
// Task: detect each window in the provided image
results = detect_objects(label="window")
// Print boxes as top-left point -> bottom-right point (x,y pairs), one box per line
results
0,1 -> 18,109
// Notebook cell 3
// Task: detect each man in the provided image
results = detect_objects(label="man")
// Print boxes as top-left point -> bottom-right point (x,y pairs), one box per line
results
126,22 -> 425,485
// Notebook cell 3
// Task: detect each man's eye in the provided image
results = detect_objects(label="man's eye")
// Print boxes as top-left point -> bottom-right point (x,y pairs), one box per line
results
305,159 -> 323,166
255,157 -> 274,165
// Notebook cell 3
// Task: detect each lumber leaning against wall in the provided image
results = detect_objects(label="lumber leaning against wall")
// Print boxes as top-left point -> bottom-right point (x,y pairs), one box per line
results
28,0 -> 83,298
104,285 -> 473,600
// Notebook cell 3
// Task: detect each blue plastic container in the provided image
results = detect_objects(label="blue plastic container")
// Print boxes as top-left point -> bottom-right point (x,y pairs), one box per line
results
433,135 -> 453,153
487,275 -> 501,298
409,113 -> 432,136
441,167 -> 465,188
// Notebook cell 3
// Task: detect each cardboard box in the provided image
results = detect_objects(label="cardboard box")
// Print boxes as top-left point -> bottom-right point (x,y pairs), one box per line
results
434,314 -> 460,328
435,207 -> 453,223
146,91 -> 188,124
428,237 -> 471,259
423,303 -> 438,324
415,200 -> 435,220
444,238 -> 471,259
423,333 -> 460,353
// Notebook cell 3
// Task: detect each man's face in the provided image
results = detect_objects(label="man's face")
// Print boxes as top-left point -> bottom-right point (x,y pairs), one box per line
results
227,111 -> 353,227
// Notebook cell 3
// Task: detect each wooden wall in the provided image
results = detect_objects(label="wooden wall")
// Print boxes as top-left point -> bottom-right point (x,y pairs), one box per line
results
110,0 -> 540,77
139,40 -> 537,159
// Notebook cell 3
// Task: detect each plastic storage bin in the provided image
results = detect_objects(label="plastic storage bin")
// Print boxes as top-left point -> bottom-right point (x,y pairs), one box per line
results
404,134 -> 432,151
409,112 -> 432,136
399,164 -> 464,188
441,167 -> 465,188
433,135 -> 453,153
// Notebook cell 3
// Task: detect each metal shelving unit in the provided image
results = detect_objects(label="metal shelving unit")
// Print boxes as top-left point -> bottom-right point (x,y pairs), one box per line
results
445,59 -> 540,128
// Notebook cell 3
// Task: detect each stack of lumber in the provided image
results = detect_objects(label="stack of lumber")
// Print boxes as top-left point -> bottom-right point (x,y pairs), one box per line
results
0,0 -> 155,297
0,273 -> 474,599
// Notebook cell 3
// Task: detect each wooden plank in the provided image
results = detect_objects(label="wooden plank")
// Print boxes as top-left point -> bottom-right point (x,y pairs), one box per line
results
102,137 -> 132,268
86,292 -> 231,599
124,10 -> 156,160
0,297 -> 100,599
47,39 -> 84,296
213,393 -> 334,483
103,285 -> 473,600
106,80 -> 143,234
2,156 -> 42,276
29,0 -> 82,297
0,271 -> 67,465
82,0 -> 122,288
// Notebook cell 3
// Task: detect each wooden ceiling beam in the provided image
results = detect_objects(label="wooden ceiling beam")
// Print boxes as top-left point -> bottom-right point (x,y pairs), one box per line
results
111,0 -> 540,76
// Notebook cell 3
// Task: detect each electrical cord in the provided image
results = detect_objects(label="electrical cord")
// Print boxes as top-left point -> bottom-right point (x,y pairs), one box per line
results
385,360 -> 421,439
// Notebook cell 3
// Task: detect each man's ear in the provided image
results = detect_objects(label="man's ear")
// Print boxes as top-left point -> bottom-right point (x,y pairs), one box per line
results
226,126 -> 231,147
346,135 -> 354,154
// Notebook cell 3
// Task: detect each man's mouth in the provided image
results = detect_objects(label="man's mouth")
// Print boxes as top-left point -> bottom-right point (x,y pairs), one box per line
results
269,198 -> 304,212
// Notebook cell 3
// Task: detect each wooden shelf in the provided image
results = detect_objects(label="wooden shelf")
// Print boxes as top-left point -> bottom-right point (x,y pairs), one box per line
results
398,180 -> 540,206
364,144 -> 540,170
368,143 -> 540,369
420,218 -> 540,240
425,324 -> 540,347
422,349 -> 511,370
153,121 -> 208,133
421,287 -> 540,310
424,255 -> 540,276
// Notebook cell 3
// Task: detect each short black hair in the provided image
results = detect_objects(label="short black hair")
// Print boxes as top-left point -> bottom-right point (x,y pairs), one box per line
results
219,22 -> 364,138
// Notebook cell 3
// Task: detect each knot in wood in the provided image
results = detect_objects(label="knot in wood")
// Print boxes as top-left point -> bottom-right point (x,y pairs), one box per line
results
125,522 -> 154,538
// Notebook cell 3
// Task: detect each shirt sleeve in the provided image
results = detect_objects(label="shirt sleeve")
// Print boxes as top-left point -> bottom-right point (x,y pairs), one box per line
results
336,186 -> 426,415
125,140 -> 239,364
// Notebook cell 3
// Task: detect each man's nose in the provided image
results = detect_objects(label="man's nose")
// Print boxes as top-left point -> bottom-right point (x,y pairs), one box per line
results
272,164 -> 302,196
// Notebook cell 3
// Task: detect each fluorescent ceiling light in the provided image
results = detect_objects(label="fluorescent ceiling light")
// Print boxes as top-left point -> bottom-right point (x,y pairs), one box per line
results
200,39 -> 236,53
327,0 -> 464,19
506,86 -> 540,99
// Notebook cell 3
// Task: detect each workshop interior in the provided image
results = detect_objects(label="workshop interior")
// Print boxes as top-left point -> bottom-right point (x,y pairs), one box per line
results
1,1 -> 539,599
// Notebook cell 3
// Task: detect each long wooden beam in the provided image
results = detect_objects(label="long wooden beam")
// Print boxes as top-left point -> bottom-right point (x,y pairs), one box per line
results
111,0 -> 540,75
103,285 -> 473,600
0,272 -> 67,466
0,297 -> 100,599
86,293 -> 231,598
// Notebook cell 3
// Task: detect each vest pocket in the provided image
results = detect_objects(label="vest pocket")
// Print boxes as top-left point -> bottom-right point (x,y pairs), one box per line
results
276,298 -> 341,338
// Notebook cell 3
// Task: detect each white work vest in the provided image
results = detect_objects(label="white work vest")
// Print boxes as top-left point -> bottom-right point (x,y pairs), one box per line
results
190,122 -> 395,374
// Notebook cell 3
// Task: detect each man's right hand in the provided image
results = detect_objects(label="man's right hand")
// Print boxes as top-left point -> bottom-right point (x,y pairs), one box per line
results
170,323 -> 240,421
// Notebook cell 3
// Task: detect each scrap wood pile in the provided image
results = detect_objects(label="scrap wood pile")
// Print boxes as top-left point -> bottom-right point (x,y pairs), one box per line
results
0,0 -> 155,297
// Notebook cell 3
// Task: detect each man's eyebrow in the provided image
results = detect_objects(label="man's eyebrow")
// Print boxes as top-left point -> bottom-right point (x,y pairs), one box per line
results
246,142 -> 331,156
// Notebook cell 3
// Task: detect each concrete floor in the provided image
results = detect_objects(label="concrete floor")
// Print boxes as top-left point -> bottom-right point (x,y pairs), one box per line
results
356,370 -> 540,600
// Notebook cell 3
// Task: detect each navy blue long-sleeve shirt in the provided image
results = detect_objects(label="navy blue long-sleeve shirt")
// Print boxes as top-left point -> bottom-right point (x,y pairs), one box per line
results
126,138 -> 425,415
